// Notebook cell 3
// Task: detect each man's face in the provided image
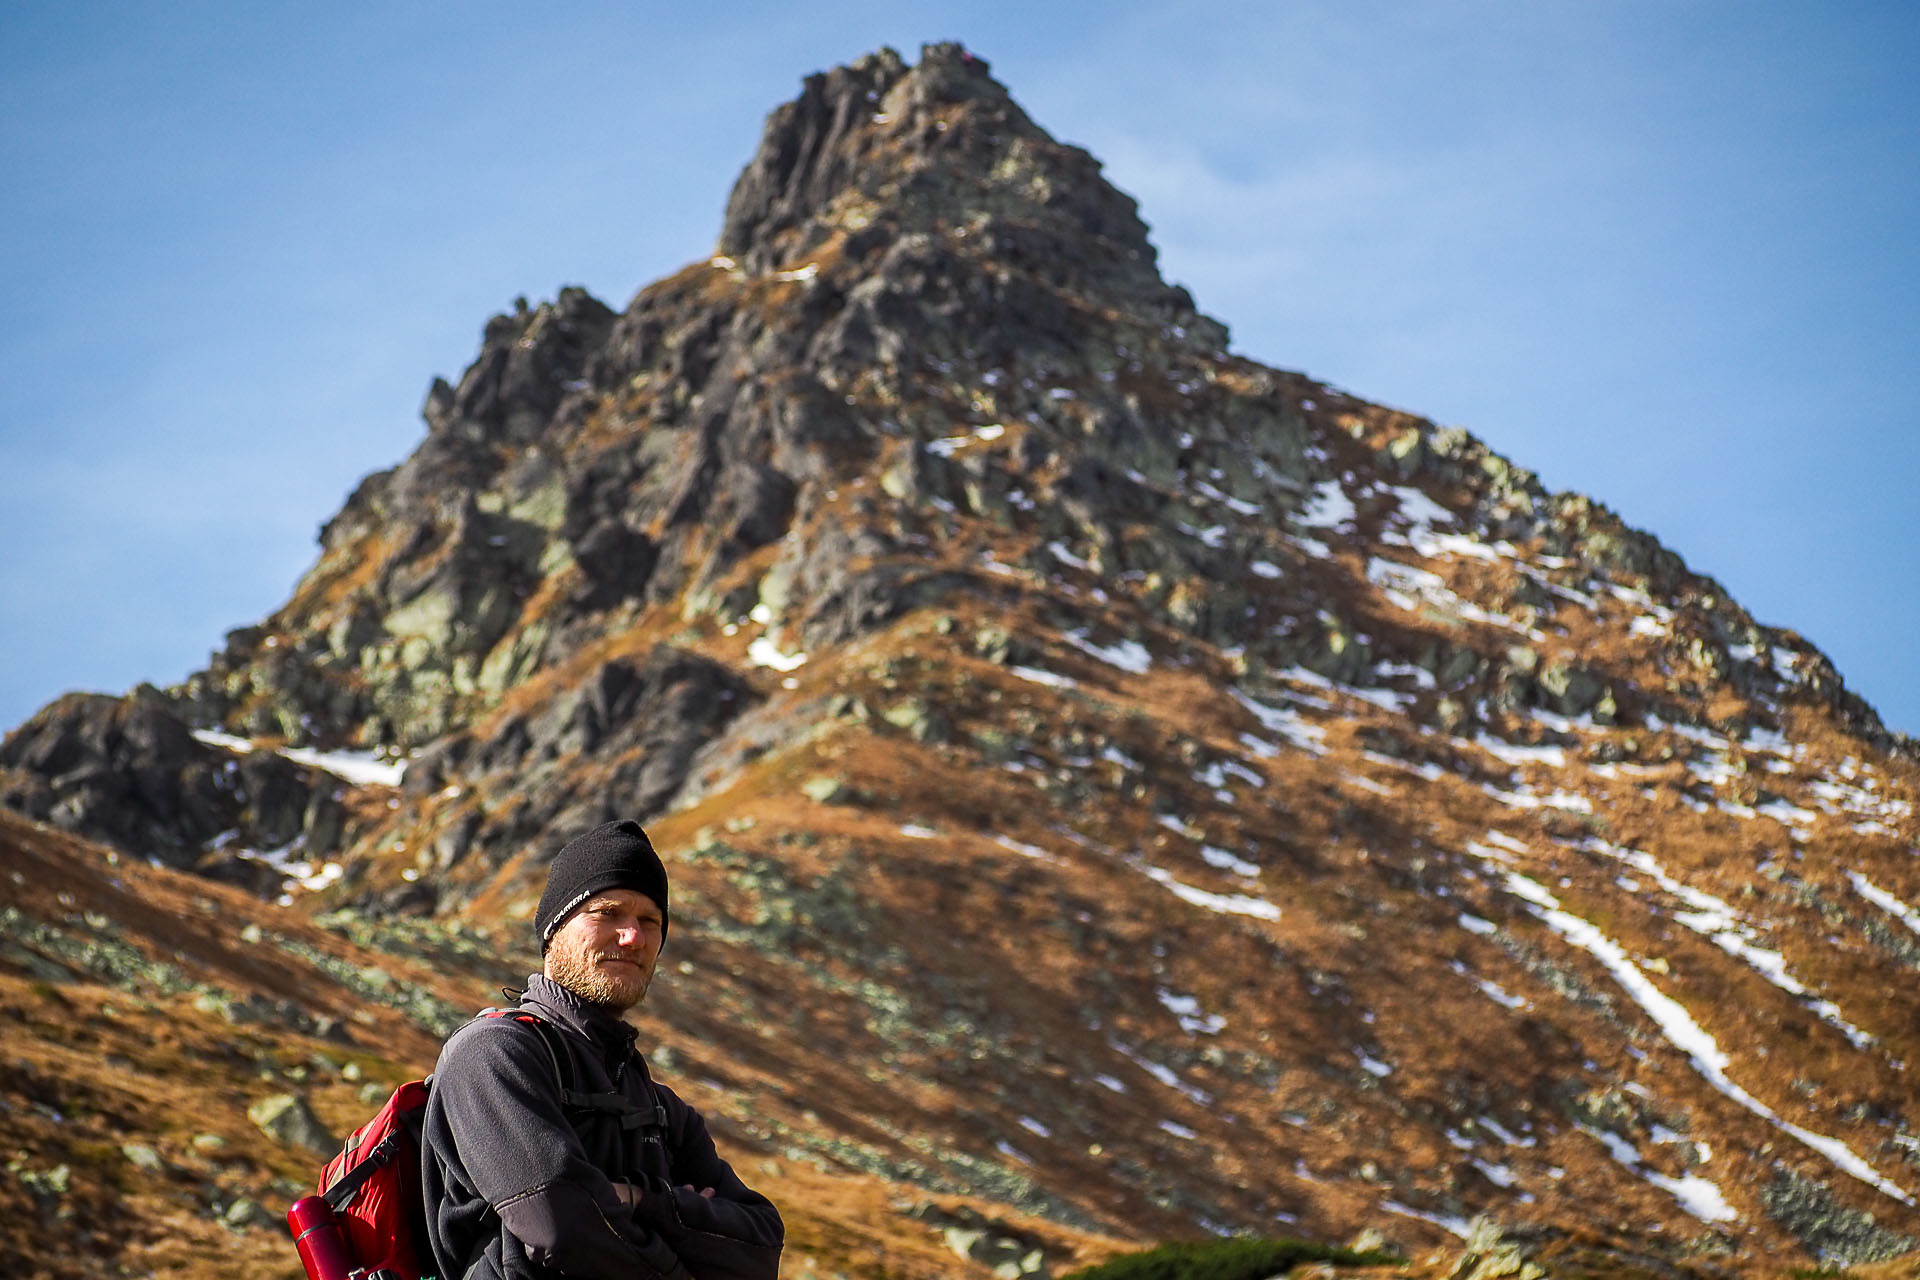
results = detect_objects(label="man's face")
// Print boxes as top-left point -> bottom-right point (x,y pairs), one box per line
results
543,887 -> 664,1014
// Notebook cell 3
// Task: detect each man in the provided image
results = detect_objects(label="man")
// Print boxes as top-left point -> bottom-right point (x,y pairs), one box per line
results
422,819 -> 784,1280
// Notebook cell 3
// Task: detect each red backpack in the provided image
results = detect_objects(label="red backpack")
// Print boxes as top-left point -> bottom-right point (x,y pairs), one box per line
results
288,1009 -> 569,1280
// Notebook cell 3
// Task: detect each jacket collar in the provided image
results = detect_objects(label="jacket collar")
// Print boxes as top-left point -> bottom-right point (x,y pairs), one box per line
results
522,972 -> 639,1052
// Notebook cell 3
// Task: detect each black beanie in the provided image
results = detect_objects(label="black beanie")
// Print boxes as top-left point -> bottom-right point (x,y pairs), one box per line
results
535,819 -> 670,951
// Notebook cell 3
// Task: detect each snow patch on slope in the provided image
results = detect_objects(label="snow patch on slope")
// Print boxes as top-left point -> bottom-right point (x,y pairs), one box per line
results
193,729 -> 405,787
1469,852 -> 1911,1207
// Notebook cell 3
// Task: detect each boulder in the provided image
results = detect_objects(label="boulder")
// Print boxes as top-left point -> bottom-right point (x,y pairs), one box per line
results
221,1198 -> 279,1231
1537,659 -> 1607,719
709,462 -> 797,567
882,698 -> 951,744
570,521 -> 659,602
120,1143 -> 166,1174
247,1093 -> 336,1156
803,776 -> 854,805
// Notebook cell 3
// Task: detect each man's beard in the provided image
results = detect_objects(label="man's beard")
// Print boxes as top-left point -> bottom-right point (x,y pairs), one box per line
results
547,930 -> 653,1013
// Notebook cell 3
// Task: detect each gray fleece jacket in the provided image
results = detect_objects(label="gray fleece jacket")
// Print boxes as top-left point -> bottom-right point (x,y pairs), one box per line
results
421,974 -> 783,1280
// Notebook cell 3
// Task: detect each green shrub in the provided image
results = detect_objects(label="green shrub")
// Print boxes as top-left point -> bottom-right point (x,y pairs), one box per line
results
1061,1236 -> 1398,1280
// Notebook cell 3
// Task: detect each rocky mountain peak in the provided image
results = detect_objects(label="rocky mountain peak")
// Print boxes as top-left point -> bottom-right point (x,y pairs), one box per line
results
717,43 -> 1177,312
5,44 -> 1920,1274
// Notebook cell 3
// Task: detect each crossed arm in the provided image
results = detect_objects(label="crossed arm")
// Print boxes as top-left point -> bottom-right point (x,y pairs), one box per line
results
430,1020 -> 781,1280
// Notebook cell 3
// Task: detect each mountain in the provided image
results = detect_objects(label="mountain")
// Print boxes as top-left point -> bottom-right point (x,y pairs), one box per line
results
6,41 -> 1920,1279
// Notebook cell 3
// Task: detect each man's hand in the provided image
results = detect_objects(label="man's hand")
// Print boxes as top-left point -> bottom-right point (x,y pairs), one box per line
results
613,1182 -> 714,1208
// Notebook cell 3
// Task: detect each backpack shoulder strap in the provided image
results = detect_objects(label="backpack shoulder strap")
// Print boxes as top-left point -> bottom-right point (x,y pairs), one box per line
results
473,1006 -> 667,1135
616,1044 -> 673,1138
474,1007 -> 574,1098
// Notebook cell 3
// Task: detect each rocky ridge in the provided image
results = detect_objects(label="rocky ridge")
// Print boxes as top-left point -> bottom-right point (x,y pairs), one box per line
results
5,42 -> 1920,1278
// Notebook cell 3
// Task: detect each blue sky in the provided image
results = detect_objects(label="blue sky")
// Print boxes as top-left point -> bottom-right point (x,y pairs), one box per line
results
3,2 -> 1916,737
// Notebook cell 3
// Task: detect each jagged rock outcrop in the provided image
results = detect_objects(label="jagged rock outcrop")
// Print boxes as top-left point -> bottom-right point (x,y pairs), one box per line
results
0,691 -> 350,886
395,645 -> 757,905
